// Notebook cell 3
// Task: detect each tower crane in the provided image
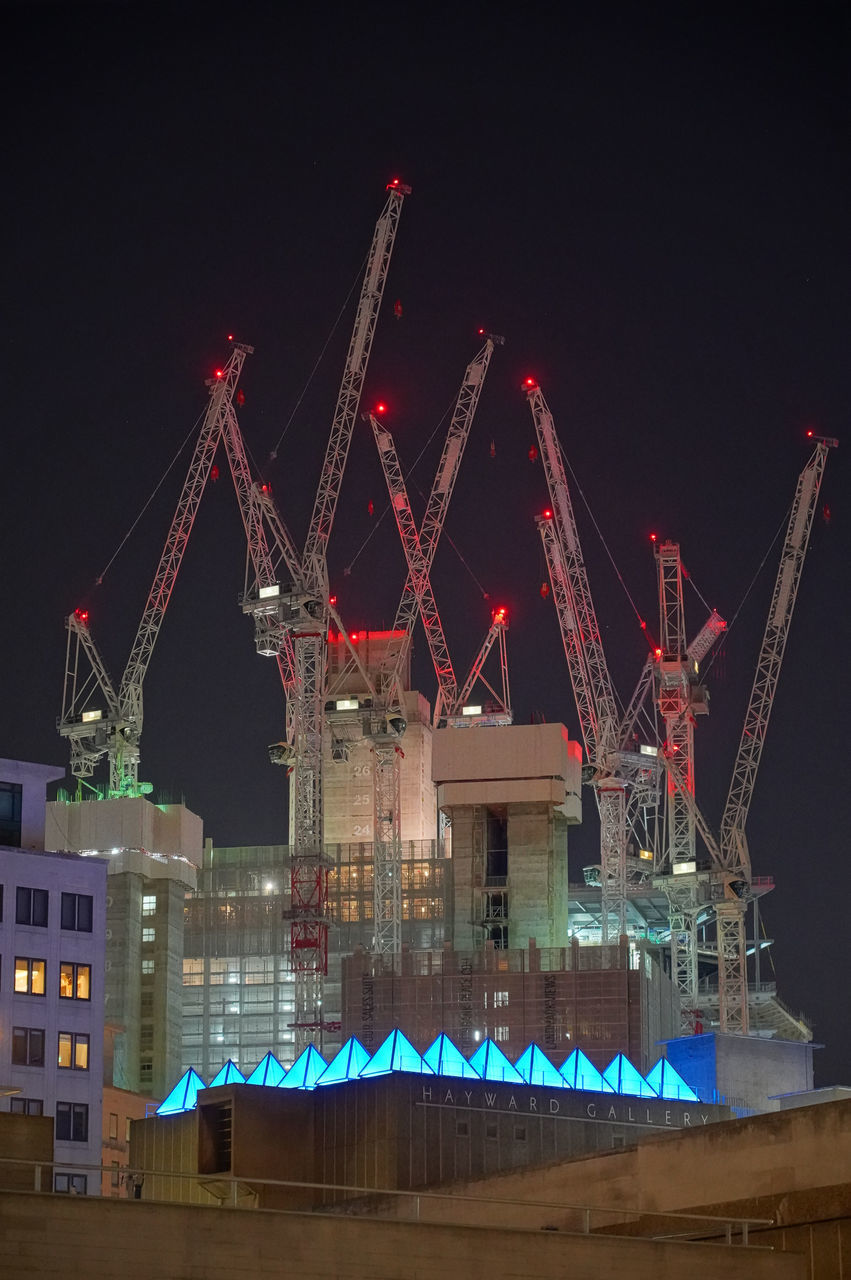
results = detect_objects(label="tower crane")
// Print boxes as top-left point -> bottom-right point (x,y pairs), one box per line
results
447,606 -> 512,727
59,343 -> 253,794
364,337 -> 500,953
524,379 -> 629,942
661,435 -> 835,1032
652,540 -> 725,1031
238,179 -> 410,1049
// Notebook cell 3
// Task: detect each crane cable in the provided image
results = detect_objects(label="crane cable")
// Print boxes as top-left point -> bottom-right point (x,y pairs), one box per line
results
266,253 -> 368,467
85,404 -> 208,599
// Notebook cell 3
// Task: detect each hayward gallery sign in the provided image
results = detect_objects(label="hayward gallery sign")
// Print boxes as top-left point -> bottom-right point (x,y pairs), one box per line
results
417,1082 -> 718,1129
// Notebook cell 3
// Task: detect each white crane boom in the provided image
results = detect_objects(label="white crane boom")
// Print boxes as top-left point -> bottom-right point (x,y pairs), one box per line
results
371,413 -> 458,725
526,381 -> 627,941
59,342 -> 251,794
302,179 -> 410,597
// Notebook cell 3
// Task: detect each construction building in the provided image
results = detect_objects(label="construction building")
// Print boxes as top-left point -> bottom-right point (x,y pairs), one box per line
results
45,793 -> 201,1099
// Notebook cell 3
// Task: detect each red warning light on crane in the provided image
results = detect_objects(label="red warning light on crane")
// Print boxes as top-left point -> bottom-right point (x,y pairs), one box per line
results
375,402 -> 387,415
227,334 -> 234,341
528,445 -> 539,463
654,647 -> 663,658
236,389 -> 245,406
523,377 -> 538,390
650,532 -> 657,543
542,509 -> 553,520
540,582 -> 550,599
74,608 -> 89,624
493,606 -> 507,622
215,369 -> 223,379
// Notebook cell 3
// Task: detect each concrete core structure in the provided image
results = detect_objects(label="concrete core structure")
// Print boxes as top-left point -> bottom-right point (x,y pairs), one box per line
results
46,794 -> 202,1098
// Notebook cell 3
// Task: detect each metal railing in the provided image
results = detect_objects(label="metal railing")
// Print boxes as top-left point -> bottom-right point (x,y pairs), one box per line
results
0,1157 -> 774,1247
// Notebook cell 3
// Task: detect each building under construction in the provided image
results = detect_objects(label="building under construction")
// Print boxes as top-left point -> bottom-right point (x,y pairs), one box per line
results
42,178 -> 828,1105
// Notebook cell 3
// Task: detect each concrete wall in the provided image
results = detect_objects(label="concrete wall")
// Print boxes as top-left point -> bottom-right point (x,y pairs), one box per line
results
45,796 -> 203,867
416,1098 -> 851,1230
433,722 -> 582,822
0,758 -> 65,850
0,1189 -> 806,1279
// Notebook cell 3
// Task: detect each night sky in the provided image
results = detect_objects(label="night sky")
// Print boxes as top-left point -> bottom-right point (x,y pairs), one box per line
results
3,4 -> 848,1084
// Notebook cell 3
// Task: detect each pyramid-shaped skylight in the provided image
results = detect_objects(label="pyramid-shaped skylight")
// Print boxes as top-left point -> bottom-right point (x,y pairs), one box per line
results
468,1039 -> 524,1084
360,1029 -> 436,1078
315,1037 -> 372,1086
602,1053 -> 658,1098
156,1067 -> 207,1115
559,1048 -> 613,1093
246,1051 -> 287,1087
279,1044 -> 327,1090
208,1059 -> 246,1087
515,1043 -> 566,1089
645,1057 -> 699,1102
422,1033 -> 481,1079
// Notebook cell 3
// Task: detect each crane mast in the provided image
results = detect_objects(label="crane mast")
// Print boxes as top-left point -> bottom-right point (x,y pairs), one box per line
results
525,381 -> 627,941
233,181 -> 409,1049
59,343 -> 251,794
653,541 -> 722,1031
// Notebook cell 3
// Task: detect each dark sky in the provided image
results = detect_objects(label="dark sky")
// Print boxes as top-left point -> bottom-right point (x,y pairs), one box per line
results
3,3 -> 848,1084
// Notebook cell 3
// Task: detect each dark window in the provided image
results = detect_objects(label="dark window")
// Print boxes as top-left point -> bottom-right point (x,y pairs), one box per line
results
12,1027 -> 45,1067
14,957 -> 46,995
513,1125 -> 527,1142
485,1121 -> 498,1140
108,1113 -> 118,1140
0,883 -> 4,921
455,1119 -> 469,1137
54,1173 -> 87,1194
0,781 -> 22,846
16,887 -> 48,927
56,1102 -> 88,1143
10,1097 -> 43,1116
61,893 -> 93,932
59,962 -> 91,1000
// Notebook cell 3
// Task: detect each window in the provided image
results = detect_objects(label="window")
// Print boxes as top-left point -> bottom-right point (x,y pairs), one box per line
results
56,1102 -> 88,1143
10,1097 -> 43,1116
142,895 -> 156,916
513,1125 -> 527,1142
111,1160 -> 121,1189
485,1121 -> 498,1140
125,1117 -> 132,1143
59,962 -> 91,1000
0,781 -> 22,846
12,1028 -> 45,1067
493,1025 -> 510,1043
455,1120 -> 469,1137
109,1113 -> 118,1140
54,1173 -> 87,1194
16,887 -> 48,927
58,1032 -> 89,1070
140,1062 -> 152,1081
493,991 -> 509,1007
183,958 -> 204,986
14,957 -> 46,995
141,959 -> 154,975
142,927 -> 155,943
0,883 -> 3,921
61,892 -> 93,932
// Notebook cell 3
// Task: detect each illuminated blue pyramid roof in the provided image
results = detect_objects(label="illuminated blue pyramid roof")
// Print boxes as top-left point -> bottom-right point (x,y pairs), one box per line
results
422,1033 -> 481,1079
316,1037 -> 372,1086
515,1043 -> 566,1088
603,1053 -> 657,1098
156,1067 -> 207,1115
468,1039 -> 524,1084
279,1044 -> 327,1090
360,1029 -> 436,1078
645,1057 -> 699,1102
209,1059 -> 246,1087
559,1048 -> 613,1093
246,1051 -> 287,1087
